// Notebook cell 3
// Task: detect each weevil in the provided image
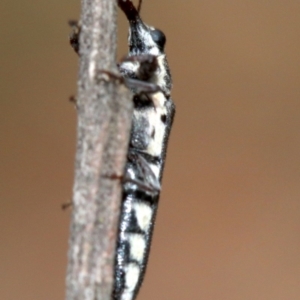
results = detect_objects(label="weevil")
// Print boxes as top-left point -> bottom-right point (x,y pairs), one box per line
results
114,1 -> 175,299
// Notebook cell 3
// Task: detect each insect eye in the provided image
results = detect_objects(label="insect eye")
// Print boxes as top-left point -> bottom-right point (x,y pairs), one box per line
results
150,29 -> 166,51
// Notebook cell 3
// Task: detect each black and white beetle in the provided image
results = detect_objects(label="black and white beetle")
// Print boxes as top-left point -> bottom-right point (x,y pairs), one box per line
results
114,1 -> 175,299
69,1 -> 175,299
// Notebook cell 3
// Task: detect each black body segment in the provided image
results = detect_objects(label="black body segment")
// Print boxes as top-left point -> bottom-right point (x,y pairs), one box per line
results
113,1 -> 175,300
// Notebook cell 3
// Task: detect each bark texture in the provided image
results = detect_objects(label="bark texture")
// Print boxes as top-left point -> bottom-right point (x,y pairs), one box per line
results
66,0 -> 132,299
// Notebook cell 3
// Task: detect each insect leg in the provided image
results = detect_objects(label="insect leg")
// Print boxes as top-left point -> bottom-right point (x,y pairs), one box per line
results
97,70 -> 162,95
119,54 -> 159,82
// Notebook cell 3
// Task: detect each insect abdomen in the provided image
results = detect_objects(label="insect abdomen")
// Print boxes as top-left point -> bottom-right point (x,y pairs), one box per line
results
113,188 -> 158,300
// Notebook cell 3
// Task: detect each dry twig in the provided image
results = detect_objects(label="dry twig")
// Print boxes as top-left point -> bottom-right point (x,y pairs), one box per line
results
65,0 -> 133,299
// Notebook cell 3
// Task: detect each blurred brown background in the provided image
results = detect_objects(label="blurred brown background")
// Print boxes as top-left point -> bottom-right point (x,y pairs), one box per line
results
1,0 -> 300,299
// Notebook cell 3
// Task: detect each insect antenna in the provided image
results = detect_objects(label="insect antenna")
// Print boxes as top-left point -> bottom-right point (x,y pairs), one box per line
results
137,0 -> 143,14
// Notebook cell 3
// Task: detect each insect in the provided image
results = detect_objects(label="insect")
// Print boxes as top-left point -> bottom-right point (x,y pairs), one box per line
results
114,1 -> 175,299
69,1 -> 175,299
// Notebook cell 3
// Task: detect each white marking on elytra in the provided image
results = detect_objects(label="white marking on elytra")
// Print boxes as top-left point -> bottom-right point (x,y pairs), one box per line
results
149,163 -> 160,179
125,263 -> 140,291
133,202 -> 153,232
127,233 -> 146,262
151,92 -> 166,110
121,292 -> 133,300
143,92 -> 167,157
